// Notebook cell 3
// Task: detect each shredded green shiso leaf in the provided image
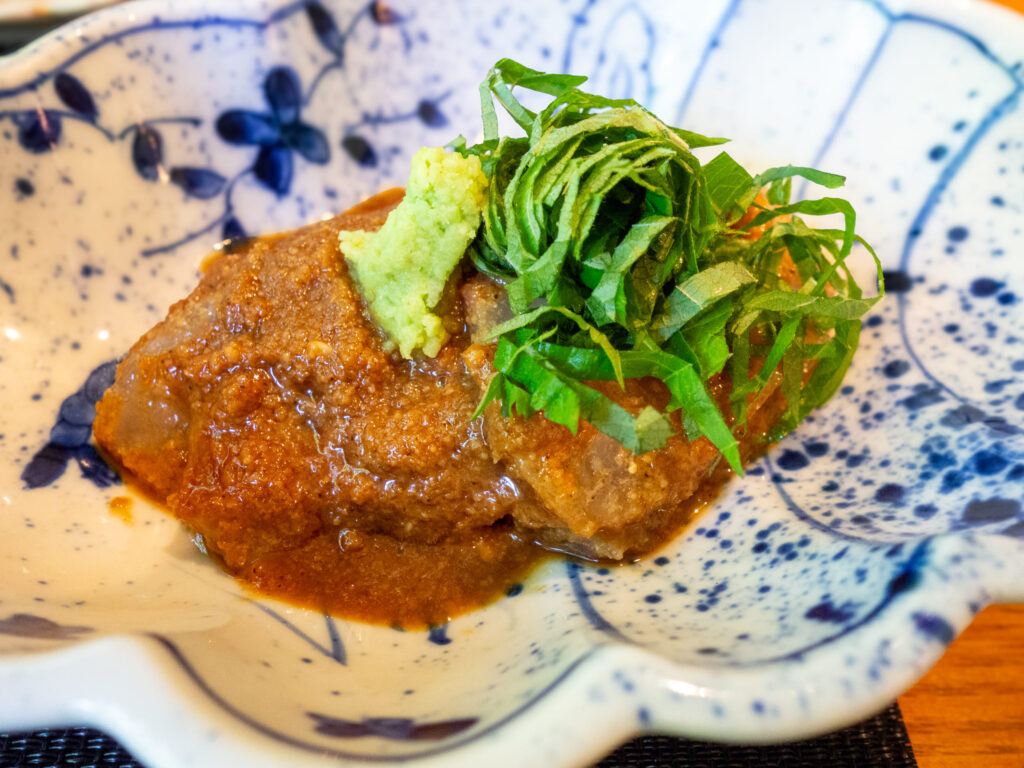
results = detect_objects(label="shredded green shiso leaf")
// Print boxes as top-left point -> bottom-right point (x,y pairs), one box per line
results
452,59 -> 883,474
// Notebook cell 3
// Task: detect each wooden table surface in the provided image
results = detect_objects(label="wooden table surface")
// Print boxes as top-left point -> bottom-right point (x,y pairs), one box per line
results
899,604 -> 1024,766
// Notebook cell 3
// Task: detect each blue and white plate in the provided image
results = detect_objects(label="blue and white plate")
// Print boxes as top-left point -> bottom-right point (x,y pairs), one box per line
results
1,1 -> 1022,766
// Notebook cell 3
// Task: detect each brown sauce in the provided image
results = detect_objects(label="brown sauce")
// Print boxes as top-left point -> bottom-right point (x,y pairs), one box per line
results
107,495 -> 133,524
109,461 -> 544,628
235,483 -> 734,628
240,524 -> 544,628
94,189 -> 783,631
111,460 -> 727,629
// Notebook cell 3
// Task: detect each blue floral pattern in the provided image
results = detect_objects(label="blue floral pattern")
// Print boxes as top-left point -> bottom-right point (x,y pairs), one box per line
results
14,109 -> 63,153
216,67 -> 330,196
21,361 -> 121,490
0,0 -> 438,255
307,713 -> 477,740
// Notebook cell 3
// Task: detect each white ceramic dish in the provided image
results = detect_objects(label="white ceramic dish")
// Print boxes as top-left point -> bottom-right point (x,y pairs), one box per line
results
1,0 -> 1022,766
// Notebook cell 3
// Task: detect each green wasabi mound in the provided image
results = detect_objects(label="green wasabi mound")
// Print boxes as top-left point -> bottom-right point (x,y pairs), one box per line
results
339,147 -> 488,357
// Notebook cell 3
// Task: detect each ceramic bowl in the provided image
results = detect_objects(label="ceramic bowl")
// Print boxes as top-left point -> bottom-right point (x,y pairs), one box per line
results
1,0 -> 1022,766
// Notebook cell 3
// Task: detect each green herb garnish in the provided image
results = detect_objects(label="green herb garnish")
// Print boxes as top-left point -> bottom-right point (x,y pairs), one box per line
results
455,59 -> 883,473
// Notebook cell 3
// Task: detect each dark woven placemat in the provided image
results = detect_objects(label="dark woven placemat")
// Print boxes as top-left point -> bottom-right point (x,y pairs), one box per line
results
0,703 -> 915,767
597,703 -> 917,767
0,729 -> 138,768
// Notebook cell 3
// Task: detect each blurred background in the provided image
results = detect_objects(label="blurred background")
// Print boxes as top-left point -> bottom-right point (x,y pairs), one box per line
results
0,0 -> 122,53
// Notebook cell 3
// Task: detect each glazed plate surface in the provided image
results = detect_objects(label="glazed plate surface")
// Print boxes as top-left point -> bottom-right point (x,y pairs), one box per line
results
0,1 -> 1022,766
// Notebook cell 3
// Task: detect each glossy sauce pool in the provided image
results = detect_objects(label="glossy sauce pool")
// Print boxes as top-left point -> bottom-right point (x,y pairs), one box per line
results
114,462 -> 730,630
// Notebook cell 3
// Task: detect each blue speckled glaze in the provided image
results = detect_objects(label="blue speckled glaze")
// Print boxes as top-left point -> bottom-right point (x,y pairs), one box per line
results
0,1 -> 1022,766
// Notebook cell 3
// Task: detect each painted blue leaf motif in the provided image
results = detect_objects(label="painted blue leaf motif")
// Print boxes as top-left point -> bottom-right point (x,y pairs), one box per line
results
264,67 -> 302,125
58,391 -> 96,427
24,359 -> 120,490
75,444 -> 120,488
216,110 -> 278,146
216,65 -> 325,200
16,110 -> 61,153
417,100 -> 447,128
22,443 -> 72,488
307,713 -> 477,740
804,600 -> 859,624
222,216 -> 247,241
0,613 -> 93,640
341,135 -> 377,167
306,2 -> 345,57
282,123 -> 330,164
50,422 -> 92,447
254,145 -> 294,195
54,72 -> 98,119
369,1 -> 402,25
84,360 -> 118,402
131,125 -> 164,181
427,625 -> 450,645
169,167 -> 227,199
